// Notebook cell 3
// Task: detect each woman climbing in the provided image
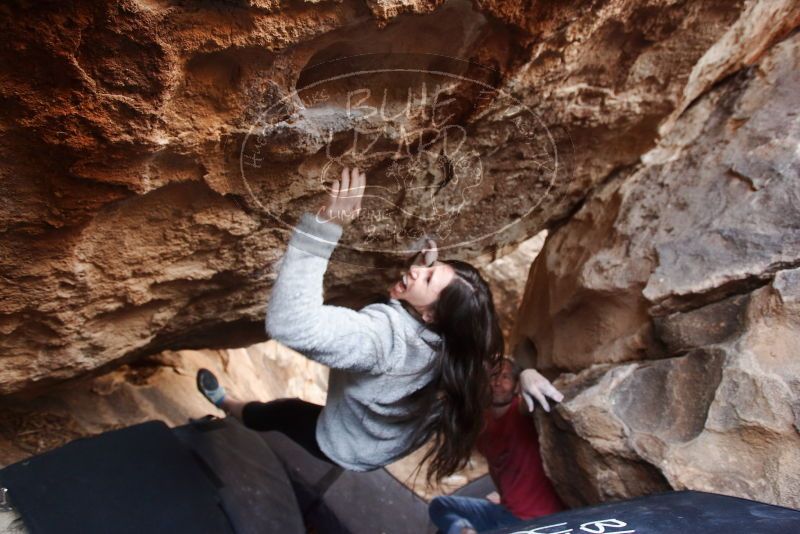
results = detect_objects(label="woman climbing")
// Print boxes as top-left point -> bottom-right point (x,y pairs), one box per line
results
196,166 -> 505,483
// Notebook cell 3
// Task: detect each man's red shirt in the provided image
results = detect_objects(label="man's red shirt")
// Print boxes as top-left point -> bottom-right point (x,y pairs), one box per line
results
476,395 -> 564,519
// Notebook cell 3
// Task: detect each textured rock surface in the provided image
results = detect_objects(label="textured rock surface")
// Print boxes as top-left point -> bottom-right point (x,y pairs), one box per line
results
0,341 -> 328,466
481,230 -> 547,340
0,0 -> 764,394
537,270 -> 800,508
516,14 -> 800,508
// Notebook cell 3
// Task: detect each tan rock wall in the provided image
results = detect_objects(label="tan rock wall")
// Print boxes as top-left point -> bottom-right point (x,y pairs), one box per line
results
0,341 -> 327,466
515,12 -> 800,508
1,0 -> 757,394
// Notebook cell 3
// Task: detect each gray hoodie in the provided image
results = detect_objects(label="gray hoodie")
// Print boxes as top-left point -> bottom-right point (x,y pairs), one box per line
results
265,212 -> 441,471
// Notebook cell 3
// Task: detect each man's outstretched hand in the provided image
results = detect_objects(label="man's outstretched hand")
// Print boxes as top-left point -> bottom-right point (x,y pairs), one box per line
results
520,368 -> 564,413
485,491 -> 501,505
318,166 -> 365,226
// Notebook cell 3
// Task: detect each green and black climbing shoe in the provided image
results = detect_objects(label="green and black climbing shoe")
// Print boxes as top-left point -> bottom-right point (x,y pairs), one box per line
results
196,368 -> 226,408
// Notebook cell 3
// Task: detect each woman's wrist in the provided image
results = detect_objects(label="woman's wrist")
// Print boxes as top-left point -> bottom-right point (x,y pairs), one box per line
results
314,208 -> 344,229
288,212 -> 344,258
317,205 -> 359,228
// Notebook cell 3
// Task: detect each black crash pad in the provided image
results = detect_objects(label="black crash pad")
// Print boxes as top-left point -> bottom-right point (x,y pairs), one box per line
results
261,431 -> 434,534
488,490 -> 800,534
0,421 -> 234,534
0,418 -> 306,534
172,417 -> 304,534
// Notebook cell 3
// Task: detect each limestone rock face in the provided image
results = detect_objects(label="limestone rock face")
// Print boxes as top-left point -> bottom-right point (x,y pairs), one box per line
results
537,270 -> 800,508
516,16 -> 800,508
0,0 -> 767,394
480,230 -> 546,341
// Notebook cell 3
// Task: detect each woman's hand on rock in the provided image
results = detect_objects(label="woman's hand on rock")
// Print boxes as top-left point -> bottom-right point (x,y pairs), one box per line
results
410,237 -> 438,267
519,368 -> 564,413
318,166 -> 365,226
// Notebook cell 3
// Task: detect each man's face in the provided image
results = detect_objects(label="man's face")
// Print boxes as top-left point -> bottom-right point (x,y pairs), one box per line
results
490,360 -> 517,406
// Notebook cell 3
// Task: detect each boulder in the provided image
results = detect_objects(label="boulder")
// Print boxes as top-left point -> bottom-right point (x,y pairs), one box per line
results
537,270 -> 800,508
518,23 -> 800,508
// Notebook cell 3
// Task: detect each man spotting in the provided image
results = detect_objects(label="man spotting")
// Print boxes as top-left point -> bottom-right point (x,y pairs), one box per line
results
428,357 -> 565,534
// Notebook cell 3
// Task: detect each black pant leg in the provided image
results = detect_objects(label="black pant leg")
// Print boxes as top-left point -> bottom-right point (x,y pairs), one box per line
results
241,398 -> 333,464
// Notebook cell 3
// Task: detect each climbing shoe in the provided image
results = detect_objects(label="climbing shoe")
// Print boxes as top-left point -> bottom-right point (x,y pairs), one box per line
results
196,368 -> 226,408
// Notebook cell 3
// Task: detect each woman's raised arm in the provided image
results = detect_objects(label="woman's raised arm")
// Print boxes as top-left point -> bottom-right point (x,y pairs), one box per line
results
265,168 -> 392,373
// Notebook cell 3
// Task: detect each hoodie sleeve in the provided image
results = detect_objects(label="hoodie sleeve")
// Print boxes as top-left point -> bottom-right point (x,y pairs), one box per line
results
265,212 -> 392,374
